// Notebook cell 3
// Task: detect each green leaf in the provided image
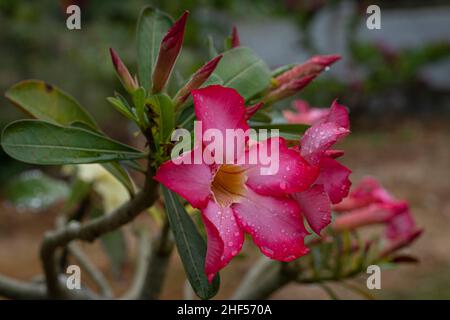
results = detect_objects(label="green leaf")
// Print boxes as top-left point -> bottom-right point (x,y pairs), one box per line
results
5,80 -> 97,128
271,63 -> 296,77
69,121 -> 136,196
106,97 -> 136,122
5,170 -> 70,211
132,87 -> 148,127
1,120 -> 147,165
161,187 -> 220,299
212,47 -> 271,100
206,35 -> 218,59
122,160 -> 146,173
247,110 -> 272,123
148,93 -> 175,144
136,6 -> 173,90
101,162 -> 136,196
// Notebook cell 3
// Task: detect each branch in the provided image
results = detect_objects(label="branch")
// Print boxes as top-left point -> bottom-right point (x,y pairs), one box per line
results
0,275 -> 46,300
138,219 -> 174,299
120,229 -> 152,300
40,166 -> 159,299
67,243 -> 113,298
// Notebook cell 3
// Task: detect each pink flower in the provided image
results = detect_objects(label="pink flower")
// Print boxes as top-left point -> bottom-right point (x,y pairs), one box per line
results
283,100 -> 330,125
155,85 -> 319,281
292,100 -> 352,235
332,177 -> 422,253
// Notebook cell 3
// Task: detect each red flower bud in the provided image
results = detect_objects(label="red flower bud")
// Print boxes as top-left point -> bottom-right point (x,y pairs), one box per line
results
274,54 -> 341,88
245,102 -> 264,120
231,26 -> 240,48
263,75 -> 316,103
174,55 -> 223,106
379,229 -> 423,258
332,203 -> 399,231
152,11 -> 189,93
109,48 -> 138,93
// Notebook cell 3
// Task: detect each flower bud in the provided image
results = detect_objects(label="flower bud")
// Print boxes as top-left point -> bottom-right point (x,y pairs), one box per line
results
231,26 -> 240,48
263,75 -> 316,103
245,102 -> 264,120
152,11 -> 189,93
173,55 -> 222,107
274,54 -> 341,88
109,48 -> 138,93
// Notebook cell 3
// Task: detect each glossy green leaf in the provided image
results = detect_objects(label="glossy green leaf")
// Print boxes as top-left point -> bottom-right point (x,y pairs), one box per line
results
5,80 -> 97,127
148,93 -> 175,144
162,187 -> 220,299
107,96 -> 136,121
1,120 -> 146,165
136,6 -> 173,90
212,47 -> 271,100
5,170 -> 69,212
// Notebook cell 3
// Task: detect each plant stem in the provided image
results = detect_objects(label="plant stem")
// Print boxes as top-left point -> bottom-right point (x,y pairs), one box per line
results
40,163 -> 159,299
0,275 -> 47,300
138,219 -> 174,299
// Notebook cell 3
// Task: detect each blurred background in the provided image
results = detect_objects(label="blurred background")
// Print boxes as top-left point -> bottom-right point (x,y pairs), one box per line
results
0,0 -> 449,299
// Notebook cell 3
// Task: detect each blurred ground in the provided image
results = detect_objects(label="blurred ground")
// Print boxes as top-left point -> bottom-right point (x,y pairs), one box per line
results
1,117 -> 448,299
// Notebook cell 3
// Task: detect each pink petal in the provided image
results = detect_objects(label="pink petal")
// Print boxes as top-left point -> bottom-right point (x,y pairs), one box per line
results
315,157 -> 351,204
325,100 -> 350,129
324,149 -> 345,158
192,85 -> 249,135
294,100 -> 310,113
202,200 -> 244,282
233,189 -> 309,261
154,150 -> 212,208
293,184 -> 331,235
300,122 -> 349,165
243,137 -> 319,196
385,203 -> 416,240
332,203 -> 395,231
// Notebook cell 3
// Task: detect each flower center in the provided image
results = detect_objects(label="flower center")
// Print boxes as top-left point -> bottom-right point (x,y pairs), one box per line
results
211,164 -> 247,207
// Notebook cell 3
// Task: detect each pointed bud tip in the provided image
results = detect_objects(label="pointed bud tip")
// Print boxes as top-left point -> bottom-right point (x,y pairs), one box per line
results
312,54 -> 341,66
199,54 -> 223,75
162,11 -> 189,49
231,25 -> 240,47
109,47 -> 119,67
